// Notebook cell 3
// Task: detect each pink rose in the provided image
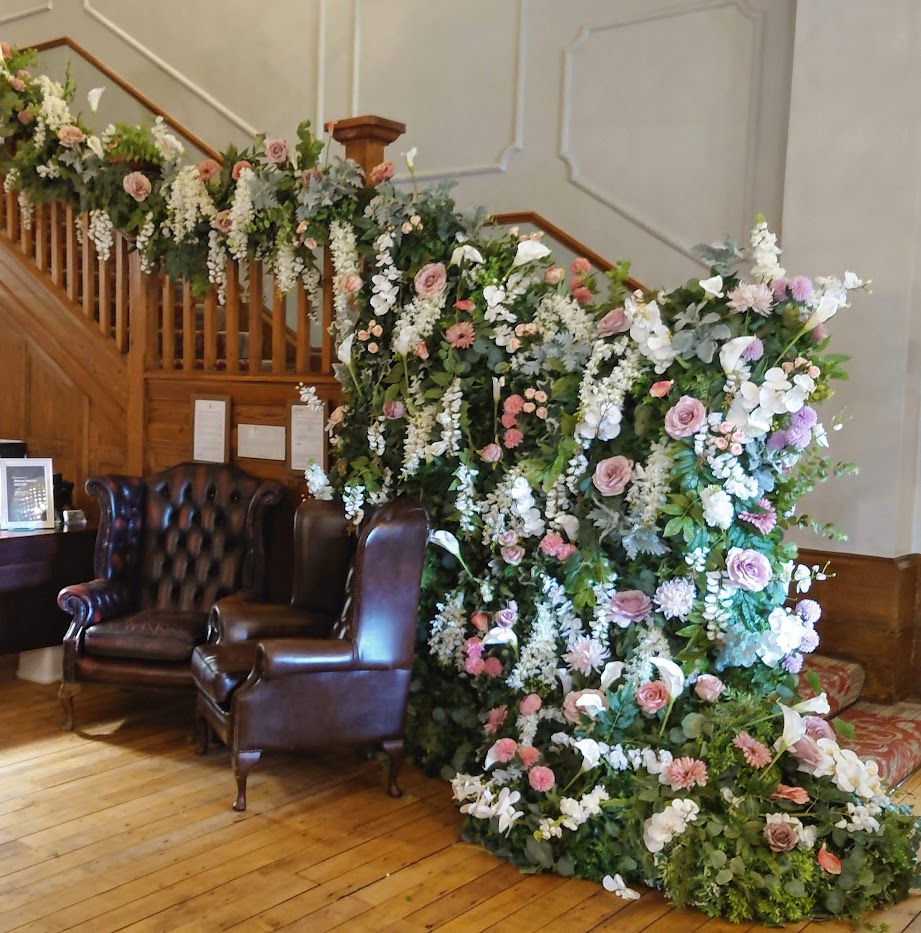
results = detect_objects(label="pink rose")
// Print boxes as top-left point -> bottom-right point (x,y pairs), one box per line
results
545,266 -> 565,285
592,456 -> 633,496
414,342 -> 429,360
494,602 -> 518,628
528,766 -> 555,792
414,262 -> 447,299
597,307 -> 631,337
17,109 -> 33,125
610,590 -> 652,626
497,530 -> 518,547
664,395 -> 707,439
328,405 -> 347,427
123,171 -> 152,203
0,42 -> 10,59
231,160 -> 251,180
483,657 -> 503,678
503,428 -> 524,449
338,272 -> 362,295
484,705 -> 507,734
693,674 -> 725,702
501,545 -> 525,565
519,694 -> 542,716
725,547 -> 773,592
563,689 -> 609,724
10,78 -> 24,92
479,443 -> 502,463
803,715 -> 835,741
197,158 -> 221,182
368,161 -> 394,185
636,681 -> 671,714
518,746 -> 540,770
650,380 -> 674,398
488,738 -> 518,763
764,821 -> 798,853
382,400 -> 405,420
471,612 -> 489,632
264,138 -> 289,163
212,210 -> 232,234
572,286 -> 593,305
57,125 -> 86,148
570,257 -> 591,276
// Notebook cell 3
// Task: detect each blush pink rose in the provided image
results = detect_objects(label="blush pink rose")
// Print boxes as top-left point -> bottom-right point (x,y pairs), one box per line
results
664,395 -> 707,439
610,590 -> 652,625
414,262 -> 447,299
518,746 -> 540,770
231,160 -> 251,180
528,766 -> 555,792
597,307 -> 631,336
788,735 -> 823,772
650,380 -> 674,398
725,547 -> 773,592
501,545 -> 525,565
301,168 -> 323,186
592,456 -> 633,496
10,77 -> 24,92
636,681 -> 671,714
519,693 -> 542,716
497,530 -> 518,547
483,657 -> 503,678
545,266 -> 564,285
57,125 -> 86,148
123,171 -> 152,203
197,158 -> 221,182
479,443 -> 502,463
764,821 -> 798,853
368,161 -> 394,185
338,272 -> 362,295
488,737 -> 518,763
17,109 -> 33,125
382,400 -> 405,420
563,689 -> 609,724
264,138 -> 289,163
693,674 -> 725,702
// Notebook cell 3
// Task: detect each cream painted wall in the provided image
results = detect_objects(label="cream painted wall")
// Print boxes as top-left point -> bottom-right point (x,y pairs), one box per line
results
6,0 -> 914,557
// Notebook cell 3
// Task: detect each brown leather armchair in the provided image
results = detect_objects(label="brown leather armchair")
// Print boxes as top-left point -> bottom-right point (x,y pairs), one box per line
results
192,496 -> 429,811
57,462 -> 283,730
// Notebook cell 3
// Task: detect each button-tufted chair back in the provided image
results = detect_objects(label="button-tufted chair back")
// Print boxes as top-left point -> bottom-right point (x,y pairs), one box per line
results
137,464 -> 268,612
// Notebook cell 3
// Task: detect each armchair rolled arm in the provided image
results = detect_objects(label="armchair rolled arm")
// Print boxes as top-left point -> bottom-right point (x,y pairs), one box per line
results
252,638 -> 356,679
209,594 -> 334,644
57,579 -> 133,631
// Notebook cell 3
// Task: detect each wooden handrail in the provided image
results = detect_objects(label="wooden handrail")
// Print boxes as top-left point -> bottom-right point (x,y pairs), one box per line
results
492,211 -> 642,292
28,37 -> 221,162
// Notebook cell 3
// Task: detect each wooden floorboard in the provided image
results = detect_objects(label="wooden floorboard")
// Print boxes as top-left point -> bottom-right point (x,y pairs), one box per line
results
1,674 -> 920,932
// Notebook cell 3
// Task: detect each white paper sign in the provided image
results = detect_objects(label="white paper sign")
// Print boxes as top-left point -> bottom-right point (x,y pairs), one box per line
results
289,405 -> 325,471
237,424 -> 286,461
193,398 -> 227,463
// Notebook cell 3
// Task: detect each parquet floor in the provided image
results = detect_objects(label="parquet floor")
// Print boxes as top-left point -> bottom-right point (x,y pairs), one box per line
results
1,671 -> 920,932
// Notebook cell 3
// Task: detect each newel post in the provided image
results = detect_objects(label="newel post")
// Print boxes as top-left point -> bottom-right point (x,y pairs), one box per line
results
126,256 -> 160,475
332,115 -> 406,179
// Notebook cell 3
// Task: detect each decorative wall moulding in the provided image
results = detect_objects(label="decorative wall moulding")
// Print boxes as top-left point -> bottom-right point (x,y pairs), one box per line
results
82,0 -> 258,136
559,0 -> 767,265
349,0 -> 527,181
0,1 -> 52,28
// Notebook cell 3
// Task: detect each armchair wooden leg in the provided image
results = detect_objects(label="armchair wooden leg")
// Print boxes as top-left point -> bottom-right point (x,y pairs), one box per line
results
232,750 -> 261,812
195,713 -> 210,755
382,739 -> 405,798
59,683 -> 80,732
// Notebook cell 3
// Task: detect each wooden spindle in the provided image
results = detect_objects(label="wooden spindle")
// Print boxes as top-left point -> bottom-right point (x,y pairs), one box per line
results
98,255 -> 112,339
50,204 -> 64,287
126,253 -> 160,475
0,178 -> 5,231
182,282 -> 195,371
247,260 -> 263,371
203,291 -> 217,371
80,214 -> 95,318
321,251 -> 334,374
272,288 -> 286,374
161,276 -> 175,370
224,261 -> 240,373
34,205 -> 48,271
114,234 -> 129,353
19,208 -> 33,258
65,205 -> 78,303
296,286 -> 310,372
6,190 -> 19,240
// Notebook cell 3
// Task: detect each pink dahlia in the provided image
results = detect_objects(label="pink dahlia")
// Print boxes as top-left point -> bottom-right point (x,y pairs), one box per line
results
732,731 -> 772,768
664,757 -> 708,790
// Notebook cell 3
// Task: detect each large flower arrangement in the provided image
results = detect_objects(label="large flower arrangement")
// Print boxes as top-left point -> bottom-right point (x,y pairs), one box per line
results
1,41 -> 919,924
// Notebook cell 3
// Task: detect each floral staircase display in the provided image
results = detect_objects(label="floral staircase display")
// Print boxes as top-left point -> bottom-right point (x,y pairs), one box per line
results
800,654 -> 921,786
2,38 -> 921,927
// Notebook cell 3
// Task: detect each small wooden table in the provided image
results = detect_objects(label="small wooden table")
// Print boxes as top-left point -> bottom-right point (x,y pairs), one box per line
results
0,525 -> 95,654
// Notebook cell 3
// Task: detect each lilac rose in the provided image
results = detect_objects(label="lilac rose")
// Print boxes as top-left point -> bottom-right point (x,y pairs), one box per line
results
725,547 -> 773,592
610,590 -> 652,627
664,396 -> 707,439
264,138 -> 289,163
592,456 -> 633,496
382,400 -> 405,420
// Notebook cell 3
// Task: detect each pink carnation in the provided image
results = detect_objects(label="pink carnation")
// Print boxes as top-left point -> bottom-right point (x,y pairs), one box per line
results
501,412 -> 518,429
519,693 -> 542,716
489,738 -> 518,763
464,637 -> 484,661
503,428 -> 524,449
570,257 -> 591,276
732,731 -> 772,768
528,766 -> 555,792
572,286 -> 593,305
197,158 -> 221,182
518,746 -> 540,770
555,543 -> 577,561
503,394 -> 525,415
539,533 -> 565,557
635,681 -> 670,715
483,657 -> 503,678
464,656 -> 485,676
664,396 -> 707,439
368,161 -> 394,185
484,705 -> 507,735
664,757 -> 708,790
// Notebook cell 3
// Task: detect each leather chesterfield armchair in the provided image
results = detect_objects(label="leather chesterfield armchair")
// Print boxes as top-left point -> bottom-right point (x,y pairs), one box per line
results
192,496 -> 429,811
57,462 -> 284,730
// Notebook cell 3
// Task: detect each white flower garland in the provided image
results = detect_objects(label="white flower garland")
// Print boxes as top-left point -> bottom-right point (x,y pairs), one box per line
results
161,165 -> 216,244
207,230 -> 228,306
428,589 -> 468,670
227,167 -> 257,261
87,209 -> 114,261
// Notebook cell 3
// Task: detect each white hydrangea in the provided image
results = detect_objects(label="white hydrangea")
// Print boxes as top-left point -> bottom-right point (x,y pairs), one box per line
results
701,485 -> 734,529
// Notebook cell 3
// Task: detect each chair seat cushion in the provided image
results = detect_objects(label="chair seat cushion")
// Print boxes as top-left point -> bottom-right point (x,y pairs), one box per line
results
192,642 -> 260,706
83,608 -> 209,662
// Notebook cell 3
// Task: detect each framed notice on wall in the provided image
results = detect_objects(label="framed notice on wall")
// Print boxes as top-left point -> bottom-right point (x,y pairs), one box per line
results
288,400 -> 326,473
192,396 -> 230,464
0,458 -> 54,529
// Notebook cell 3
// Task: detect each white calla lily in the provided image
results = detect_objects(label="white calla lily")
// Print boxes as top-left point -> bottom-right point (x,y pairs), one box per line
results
719,335 -> 758,375
600,661 -> 624,692
450,244 -> 484,266
87,87 -> 105,112
557,668 -> 573,695
574,738 -> 601,771
404,147 -> 417,171
336,333 -> 354,366
429,529 -> 461,558
700,275 -> 724,299
776,703 -> 806,751
575,693 -> 607,716
492,376 -> 505,402
649,657 -> 685,698
481,626 -> 518,647
793,693 -> 830,716
86,135 -> 104,159
512,240 -> 551,267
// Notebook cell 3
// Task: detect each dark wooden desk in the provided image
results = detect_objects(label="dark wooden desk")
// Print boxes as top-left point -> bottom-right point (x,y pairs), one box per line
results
0,525 -> 95,654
